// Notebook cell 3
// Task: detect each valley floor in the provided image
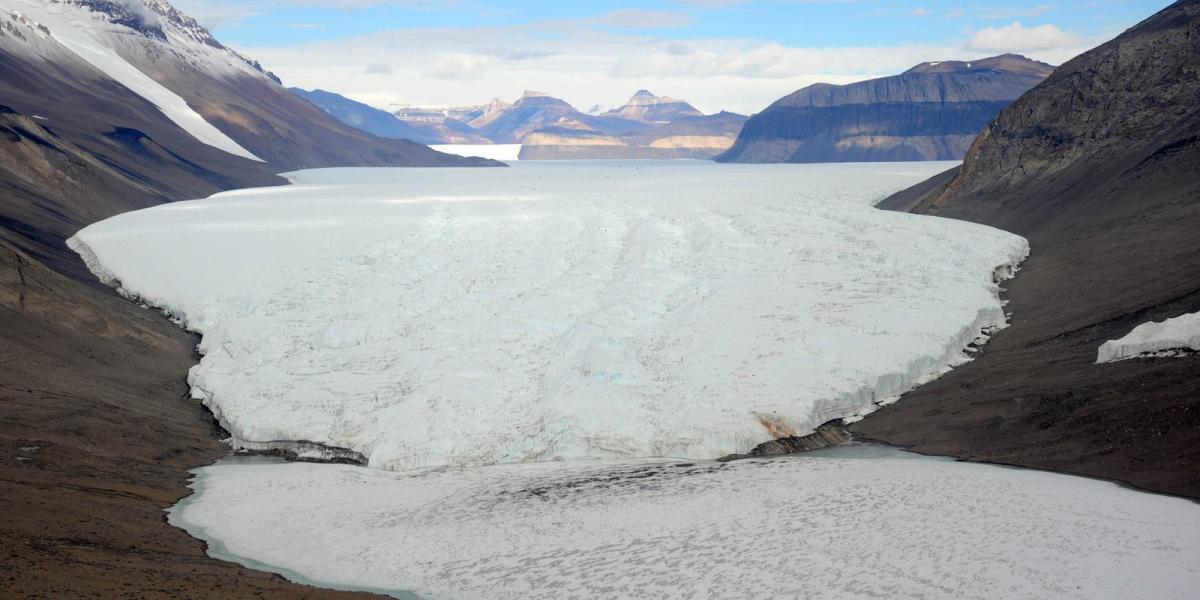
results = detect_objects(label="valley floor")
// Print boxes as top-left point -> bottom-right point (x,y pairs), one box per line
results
2,159 -> 1195,598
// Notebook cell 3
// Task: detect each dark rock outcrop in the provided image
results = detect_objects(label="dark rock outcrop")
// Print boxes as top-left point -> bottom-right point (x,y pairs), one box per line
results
717,54 -> 1053,163
853,1 -> 1200,498
718,421 -> 851,461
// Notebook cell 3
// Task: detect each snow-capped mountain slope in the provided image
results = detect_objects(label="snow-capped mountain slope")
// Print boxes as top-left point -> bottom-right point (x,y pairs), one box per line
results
6,1 -> 261,160
1,0 -> 499,169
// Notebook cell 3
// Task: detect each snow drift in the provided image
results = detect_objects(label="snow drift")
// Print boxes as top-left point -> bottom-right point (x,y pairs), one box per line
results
1098,311 -> 1200,363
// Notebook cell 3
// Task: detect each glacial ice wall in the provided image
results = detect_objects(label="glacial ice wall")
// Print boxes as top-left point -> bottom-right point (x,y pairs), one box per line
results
69,162 -> 1028,470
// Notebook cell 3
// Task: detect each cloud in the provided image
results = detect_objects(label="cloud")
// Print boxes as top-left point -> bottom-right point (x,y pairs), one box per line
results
114,0 -> 162,28
424,53 -> 496,80
596,9 -> 692,29
171,1 -> 258,29
910,7 -> 929,17
965,21 -> 1086,53
229,6 -> 1109,115
978,4 -> 1057,20
608,42 -> 962,80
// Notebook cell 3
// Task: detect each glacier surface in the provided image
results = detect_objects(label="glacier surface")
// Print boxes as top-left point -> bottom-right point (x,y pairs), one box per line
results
430,143 -> 522,161
70,161 -> 1027,469
1097,311 -> 1200,363
170,448 -> 1200,600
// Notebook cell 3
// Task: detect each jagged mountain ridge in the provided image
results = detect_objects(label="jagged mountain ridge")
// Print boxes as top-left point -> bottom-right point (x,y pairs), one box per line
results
295,85 -> 749,159
717,53 -> 1054,163
853,1 -> 1200,497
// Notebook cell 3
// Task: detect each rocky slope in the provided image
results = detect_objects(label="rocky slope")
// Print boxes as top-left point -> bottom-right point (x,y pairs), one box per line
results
851,1 -> 1200,498
718,54 -> 1053,163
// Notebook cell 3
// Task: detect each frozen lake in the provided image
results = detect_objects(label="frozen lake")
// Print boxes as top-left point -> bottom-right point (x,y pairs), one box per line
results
70,161 -> 1027,469
169,446 -> 1200,600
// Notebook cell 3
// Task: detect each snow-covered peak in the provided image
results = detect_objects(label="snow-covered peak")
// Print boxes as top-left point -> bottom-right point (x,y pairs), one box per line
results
31,0 -> 280,82
624,89 -> 686,107
4,0 -> 264,161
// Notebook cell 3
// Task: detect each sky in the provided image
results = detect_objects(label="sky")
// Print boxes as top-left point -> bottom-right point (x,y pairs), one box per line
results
175,0 -> 1170,114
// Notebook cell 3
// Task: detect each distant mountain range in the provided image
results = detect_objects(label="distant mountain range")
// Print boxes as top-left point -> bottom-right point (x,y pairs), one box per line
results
718,54 -> 1054,163
295,88 -> 749,160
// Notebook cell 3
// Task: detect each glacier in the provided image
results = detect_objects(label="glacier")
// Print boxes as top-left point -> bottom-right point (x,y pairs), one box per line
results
1097,311 -> 1200,363
430,143 -> 522,161
69,161 -> 1028,470
170,448 -> 1200,600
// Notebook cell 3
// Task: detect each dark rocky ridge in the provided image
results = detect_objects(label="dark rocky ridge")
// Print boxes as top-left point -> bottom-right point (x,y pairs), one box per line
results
852,1 -> 1200,498
718,54 -> 1054,163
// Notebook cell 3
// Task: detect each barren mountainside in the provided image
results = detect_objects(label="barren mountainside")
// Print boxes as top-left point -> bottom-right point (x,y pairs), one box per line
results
854,0 -> 1200,497
718,54 -> 1054,163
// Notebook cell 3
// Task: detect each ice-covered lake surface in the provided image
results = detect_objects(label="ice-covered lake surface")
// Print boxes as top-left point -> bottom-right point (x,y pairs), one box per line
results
170,445 -> 1200,600
70,161 -> 1029,469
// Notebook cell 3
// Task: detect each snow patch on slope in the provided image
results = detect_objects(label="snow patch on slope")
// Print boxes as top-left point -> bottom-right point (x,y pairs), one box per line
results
1097,311 -> 1200,363
170,450 -> 1200,600
6,0 -> 261,161
70,162 -> 1027,470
